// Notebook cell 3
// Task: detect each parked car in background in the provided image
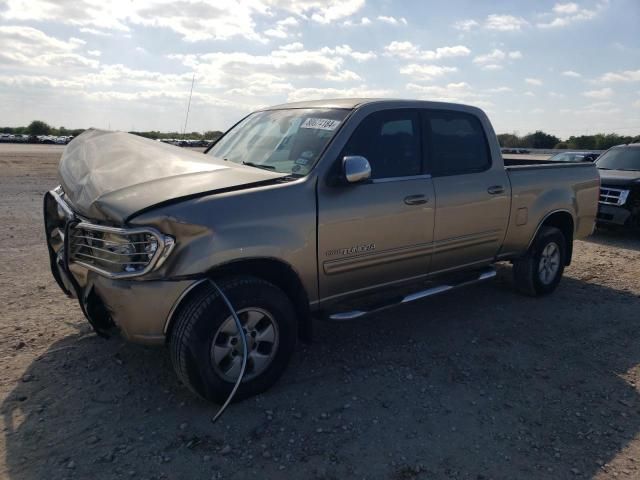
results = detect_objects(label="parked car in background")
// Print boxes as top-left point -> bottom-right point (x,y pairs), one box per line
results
549,151 -> 600,162
596,143 -> 640,229
44,99 -> 599,403
500,148 -> 531,155
54,136 -> 73,145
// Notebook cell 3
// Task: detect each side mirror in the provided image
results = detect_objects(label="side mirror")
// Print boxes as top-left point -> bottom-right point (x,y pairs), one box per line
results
343,156 -> 371,184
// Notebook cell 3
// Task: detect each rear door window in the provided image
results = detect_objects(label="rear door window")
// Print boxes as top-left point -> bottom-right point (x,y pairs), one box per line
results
423,111 -> 491,176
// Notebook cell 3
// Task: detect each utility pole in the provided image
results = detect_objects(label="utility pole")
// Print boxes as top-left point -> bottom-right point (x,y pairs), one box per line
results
182,73 -> 195,139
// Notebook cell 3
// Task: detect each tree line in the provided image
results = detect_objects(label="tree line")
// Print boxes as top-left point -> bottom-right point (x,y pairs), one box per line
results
497,130 -> 640,150
2,120 -> 638,150
1,120 -> 223,141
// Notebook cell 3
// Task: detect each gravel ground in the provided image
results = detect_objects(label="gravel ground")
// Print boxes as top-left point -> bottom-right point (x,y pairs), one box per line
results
1,143 -> 640,480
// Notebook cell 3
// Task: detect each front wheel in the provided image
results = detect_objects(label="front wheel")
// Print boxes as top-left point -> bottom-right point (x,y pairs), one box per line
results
513,226 -> 566,296
170,276 -> 297,404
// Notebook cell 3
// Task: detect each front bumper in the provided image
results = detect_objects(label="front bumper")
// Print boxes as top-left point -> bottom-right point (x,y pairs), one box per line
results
596,203 -> 632,226
89,273 -> 197,344
44,189 -> 197,345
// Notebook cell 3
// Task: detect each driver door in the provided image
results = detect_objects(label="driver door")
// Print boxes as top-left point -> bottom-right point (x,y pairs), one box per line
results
317,109 -> 436,302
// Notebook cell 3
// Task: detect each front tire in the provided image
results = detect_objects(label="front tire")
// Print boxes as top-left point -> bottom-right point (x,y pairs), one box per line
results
513,226 -> 566,296
170,276 -> 297,404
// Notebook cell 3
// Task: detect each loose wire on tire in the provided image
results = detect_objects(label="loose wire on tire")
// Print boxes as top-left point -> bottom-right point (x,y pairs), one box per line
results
209,279 -> 248,424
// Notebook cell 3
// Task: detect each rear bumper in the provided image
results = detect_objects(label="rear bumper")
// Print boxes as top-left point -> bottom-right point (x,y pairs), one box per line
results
596,203 -> 632,226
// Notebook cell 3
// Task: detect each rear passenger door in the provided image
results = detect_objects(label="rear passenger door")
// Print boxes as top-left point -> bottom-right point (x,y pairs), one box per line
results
423,109 -> 510,273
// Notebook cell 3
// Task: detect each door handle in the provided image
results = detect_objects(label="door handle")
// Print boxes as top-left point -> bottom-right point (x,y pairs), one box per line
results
487,185 -> 505,195
404,194 -> 428,205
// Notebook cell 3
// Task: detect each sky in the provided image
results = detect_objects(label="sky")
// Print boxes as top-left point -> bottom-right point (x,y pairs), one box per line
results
0,0 -> 639,138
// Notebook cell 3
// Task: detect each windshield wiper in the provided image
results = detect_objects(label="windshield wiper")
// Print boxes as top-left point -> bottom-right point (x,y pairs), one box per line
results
242,161 -> 276,171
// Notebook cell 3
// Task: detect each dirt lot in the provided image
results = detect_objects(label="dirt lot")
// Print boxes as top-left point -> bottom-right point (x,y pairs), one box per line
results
1,143 -> 640,480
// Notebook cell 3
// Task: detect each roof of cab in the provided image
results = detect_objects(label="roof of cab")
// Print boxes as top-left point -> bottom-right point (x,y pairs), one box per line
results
264,98 -> 380,110
262,98 -> 481,114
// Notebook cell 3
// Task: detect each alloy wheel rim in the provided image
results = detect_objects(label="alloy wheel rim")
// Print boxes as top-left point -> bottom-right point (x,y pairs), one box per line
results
211,308 -> 279,383
538,242 -> 561,285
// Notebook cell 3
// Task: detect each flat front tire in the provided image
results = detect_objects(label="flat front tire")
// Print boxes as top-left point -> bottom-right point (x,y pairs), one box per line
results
513,226 -> 566,296
170,276 -> 297,404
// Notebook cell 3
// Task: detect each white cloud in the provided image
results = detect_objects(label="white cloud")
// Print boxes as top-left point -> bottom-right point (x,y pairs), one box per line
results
343,16 -> 371,26
399,64 -> 457,81
633,99 -> 640,108
171,44 -> 371,87
481,64 -> 503,71
453,19 -> 479,31
473,49 -> 521,69
0,25 -> 80,54
225,73 -> 294,96
525,78 -> 543,86
384,41 -> 470,60
0,22 -> 382,130
562,70 -> 582,78
524,91 -> 535,97
435,45 -> 471,58
0,0 -> 365,42
298,0 -> 366,24
0,74 -> 84,89
553,2 -> 580,14
485,14 -> 528,31
406,82 -> 494,108
280,42 -> 304,51
598,69 -> 640,83
473,49 -> 505,64
78,27 -> 112,36
459,3 -> 605,33
537,1 -> 605,29
583,87 -> 613,99
0,25 -> 100,68
264,16 -> 299,38
377,15 -> 408,26
322,45 -> 377,62
287,85 -> 393,102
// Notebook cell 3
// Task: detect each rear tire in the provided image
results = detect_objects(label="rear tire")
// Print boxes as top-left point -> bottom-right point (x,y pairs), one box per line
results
170,276 -> 297,404
513,226 -> 566,296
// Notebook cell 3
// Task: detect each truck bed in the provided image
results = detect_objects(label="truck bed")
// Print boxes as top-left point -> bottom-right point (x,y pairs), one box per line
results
500,160 -> 600,256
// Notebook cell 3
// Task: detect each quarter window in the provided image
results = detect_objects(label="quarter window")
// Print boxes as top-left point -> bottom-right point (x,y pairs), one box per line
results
342,110 -> 421,179
424,111 -> 490,176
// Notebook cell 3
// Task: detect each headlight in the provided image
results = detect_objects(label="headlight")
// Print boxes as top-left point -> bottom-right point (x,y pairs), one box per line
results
69,222 -> 174,278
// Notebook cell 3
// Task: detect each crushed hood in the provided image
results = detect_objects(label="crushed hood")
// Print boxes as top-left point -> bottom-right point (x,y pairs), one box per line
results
58,129 -> 287,223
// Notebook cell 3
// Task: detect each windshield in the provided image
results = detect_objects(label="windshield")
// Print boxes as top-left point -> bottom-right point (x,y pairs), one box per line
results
207,108 -> 349,176
596,147 -> 640,171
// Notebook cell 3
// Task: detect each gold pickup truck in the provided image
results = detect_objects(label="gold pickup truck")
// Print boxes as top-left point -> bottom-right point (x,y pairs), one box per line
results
44,99 -> 599,403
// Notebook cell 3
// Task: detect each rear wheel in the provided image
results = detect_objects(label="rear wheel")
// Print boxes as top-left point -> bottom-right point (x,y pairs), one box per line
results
513,226 -> 566,296
170,276 -> 297,404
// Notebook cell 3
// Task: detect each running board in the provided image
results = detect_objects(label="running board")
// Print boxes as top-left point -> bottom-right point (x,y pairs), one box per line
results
328,268 -> 497,321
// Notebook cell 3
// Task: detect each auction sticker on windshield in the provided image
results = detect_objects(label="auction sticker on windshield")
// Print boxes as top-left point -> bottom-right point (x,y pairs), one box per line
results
300,118 -> 341,131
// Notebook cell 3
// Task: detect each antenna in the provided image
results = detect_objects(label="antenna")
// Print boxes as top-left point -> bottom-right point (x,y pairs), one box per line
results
182,73 -> 196,139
